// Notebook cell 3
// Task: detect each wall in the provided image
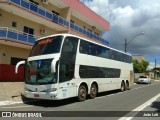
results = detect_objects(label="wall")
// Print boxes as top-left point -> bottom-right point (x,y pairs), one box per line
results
0,44 -> 29,81
61,0 -> 110,31
37,0 -> 61,16
0,44 -> 29,64
0,64 -> 24,81
71,15 -> 101,36
0,10 -> 59,36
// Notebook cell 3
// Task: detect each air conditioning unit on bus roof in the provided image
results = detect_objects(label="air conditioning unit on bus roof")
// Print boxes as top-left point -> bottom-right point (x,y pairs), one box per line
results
42,0 -> 48,4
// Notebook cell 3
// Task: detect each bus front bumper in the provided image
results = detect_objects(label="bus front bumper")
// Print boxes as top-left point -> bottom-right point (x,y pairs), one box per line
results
23,91 -> 59,100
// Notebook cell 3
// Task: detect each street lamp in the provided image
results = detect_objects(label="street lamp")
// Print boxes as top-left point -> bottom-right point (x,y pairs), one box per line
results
124,32 -> 144,53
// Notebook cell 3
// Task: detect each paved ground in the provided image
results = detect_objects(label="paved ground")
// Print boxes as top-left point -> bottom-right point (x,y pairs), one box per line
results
0,80 -> 159,106
0,80 -> 160,120
0,81 -> 149,106
0,82 -> 24,106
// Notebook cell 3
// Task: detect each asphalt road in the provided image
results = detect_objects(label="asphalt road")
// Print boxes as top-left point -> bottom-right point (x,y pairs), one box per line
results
0,80 -> 160,120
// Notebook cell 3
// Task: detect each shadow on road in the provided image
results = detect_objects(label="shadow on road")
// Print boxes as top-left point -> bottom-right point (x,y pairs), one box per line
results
21,94 -> 78,108
97,89 -> 120,97
151,101 -> 160,112
21,89 -> 122,108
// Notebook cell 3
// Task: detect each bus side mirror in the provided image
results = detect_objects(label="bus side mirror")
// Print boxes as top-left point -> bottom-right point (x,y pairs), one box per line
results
51,57 -> 59,73
15,60 -> 25,74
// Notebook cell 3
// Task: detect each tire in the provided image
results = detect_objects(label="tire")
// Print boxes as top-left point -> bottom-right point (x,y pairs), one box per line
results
89,84 -> 97,99
148,80 -> 151,84
78,85 -> 87,102
125,81 -> 130,90
120,82 -> 125,92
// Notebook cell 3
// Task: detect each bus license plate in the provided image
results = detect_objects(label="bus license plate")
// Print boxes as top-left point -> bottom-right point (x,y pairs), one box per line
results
34,94 -> 39,97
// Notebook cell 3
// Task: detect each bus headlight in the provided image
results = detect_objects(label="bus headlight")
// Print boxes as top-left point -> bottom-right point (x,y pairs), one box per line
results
46,88 -> 57,92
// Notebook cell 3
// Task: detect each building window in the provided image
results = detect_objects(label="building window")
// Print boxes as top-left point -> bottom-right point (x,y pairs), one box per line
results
23,26 -> 34,36
29,0 -> 39,5
52,10 -> 59,23
12,22 -> 17,28
95,33 -> 99,36
70,20 -> 74,23
52,10 -> 59,16
10,57 -> 26,66
88,29 -> 92,33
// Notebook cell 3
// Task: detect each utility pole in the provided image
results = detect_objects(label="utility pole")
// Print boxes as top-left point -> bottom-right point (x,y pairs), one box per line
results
124,38 -> 127,53
155,58 -> 157,79
124,32 -> 144,53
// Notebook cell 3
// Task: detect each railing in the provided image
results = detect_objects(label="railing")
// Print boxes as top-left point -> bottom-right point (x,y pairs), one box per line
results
0,27 -> 37,44
1,0 -> 109,45
70,22 -> 109,45
9,0 -> 69,27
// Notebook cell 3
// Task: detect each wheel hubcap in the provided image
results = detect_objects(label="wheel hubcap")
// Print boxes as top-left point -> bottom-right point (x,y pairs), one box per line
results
80,89 -> 85,98
91,87 -> 96,96
122,84 -> 124,91
126,83 -> 129,89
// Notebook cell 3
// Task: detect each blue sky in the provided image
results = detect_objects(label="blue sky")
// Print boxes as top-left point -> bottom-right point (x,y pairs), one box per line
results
80,0 -> 160,69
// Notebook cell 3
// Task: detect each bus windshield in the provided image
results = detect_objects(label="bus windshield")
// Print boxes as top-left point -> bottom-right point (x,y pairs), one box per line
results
30,35 -> 63,56
25,59 -> 57,85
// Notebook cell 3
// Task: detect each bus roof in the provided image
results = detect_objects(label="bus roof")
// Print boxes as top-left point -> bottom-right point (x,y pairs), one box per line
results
37,33 -> 131,56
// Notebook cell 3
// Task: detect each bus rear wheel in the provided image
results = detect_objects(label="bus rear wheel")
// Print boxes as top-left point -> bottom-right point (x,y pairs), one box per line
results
125,81 -> 130,90
78,85 -> 87,102
89,84 -> 97,99
120,82 -> 125,92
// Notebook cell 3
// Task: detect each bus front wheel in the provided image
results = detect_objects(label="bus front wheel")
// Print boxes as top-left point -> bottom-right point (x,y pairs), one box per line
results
89,84 -> 97,99
78,85 -> 87,101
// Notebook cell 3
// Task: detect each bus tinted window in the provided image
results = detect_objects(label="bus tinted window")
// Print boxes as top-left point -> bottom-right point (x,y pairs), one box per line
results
59,36 -> 79,83
80,40 -> 110,59
30,36 -> 63,56
79,65 -> 120,78
80,40 -> 132,63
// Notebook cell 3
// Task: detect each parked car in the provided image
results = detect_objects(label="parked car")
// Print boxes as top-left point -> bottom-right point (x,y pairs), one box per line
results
137,76 -> 151,84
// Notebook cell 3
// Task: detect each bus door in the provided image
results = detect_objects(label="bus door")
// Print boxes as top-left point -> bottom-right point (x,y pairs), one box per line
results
59,36 -> 79,98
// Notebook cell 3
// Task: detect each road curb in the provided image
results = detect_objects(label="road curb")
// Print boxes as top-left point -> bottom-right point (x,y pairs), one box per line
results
0,100 -> 23,106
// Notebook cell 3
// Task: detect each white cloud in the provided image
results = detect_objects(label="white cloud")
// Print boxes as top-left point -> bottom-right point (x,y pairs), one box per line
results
147,62 -> 160,70
81,0 -> 160,55
81,0 -> 160,66
81,0 -> 110,21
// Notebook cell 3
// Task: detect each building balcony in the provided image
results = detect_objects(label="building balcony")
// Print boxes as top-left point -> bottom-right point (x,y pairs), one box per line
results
0,27 -> 37,48
70,22 -> 109,45
0,0 -> 109,45
9,0 -> 69,27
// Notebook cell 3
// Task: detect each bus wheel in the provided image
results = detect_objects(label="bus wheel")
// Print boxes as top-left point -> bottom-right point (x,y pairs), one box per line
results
78,85 -> 87,101
125,81 -> 130,90
90,84 -> 97,99
120,82 -> 125,92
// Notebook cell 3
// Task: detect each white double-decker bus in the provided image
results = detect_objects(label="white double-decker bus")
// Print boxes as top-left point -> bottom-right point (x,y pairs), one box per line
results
16,34 -> 133,101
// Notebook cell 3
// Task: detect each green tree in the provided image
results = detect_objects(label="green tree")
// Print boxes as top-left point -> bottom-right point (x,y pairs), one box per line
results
132,59 -> 149,73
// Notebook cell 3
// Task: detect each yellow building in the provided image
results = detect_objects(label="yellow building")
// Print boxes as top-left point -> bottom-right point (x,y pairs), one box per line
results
0,0 -> 110,81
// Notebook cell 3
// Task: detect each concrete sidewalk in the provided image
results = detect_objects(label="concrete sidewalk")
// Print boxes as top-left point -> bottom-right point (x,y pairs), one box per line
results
0,82 -> 24,106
